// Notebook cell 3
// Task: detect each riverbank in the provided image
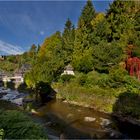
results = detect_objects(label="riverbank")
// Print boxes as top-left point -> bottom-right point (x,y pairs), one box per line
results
57,93 -> 140,124
54,83 -> 121,113
28,99 -> 140,139
1,86 -> 140,139
55,89 -> 140,139
54,81 -> 140,120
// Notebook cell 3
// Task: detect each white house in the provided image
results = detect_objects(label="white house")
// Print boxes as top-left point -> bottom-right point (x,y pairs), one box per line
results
62,64 -> 75,75
2,76 -> 11,82
0,55 -> 5,61
2,75 -> 24,83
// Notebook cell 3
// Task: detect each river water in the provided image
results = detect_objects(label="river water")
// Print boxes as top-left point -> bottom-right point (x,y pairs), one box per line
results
0,87 -> 140,139
30,100 -> 130,139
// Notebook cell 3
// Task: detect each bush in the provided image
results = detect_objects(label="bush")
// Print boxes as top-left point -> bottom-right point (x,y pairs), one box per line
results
113,92 -> 140,119
124,75 -> 140,93
73,73 -> 87,86
85,71 -> 100,87
35,81 -> 54,103
60,74 -> 75,83
109,67 -> 128,82
97,73 -> 112,87
77,74 -> 87,86
0,110 -> 48,139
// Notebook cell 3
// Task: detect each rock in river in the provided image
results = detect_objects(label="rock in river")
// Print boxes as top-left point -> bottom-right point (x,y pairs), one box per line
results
84,117 -> 96,122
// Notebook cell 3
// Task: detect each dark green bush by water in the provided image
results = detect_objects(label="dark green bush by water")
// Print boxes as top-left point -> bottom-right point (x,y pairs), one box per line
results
0,110 -> 48,139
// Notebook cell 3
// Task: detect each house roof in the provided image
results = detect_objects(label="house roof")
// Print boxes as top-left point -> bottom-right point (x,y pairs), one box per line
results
65,64 -> 74,71
21,64 -> 31,70
14,64 -> 31,74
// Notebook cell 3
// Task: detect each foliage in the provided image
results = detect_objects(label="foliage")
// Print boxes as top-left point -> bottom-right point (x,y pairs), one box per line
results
0,60 -> 18,72
34,81 -> 56,103
72,48 -> 94,73
113,92 -> 140,119
1,0 -> 140,119
35,32 -> 64,83
62,18 -> 75,63
0,44 -> 38,73
0,128 -> 4,139
24,70 -> 38,89
92,41 -> 124,73
91,13 -> 109,44
0,110 -> 48,139
72,0 -> 95,73
106,0 -> 136,42
36,81 -> 52,94
56,81 -> 118,113
60,74 -> 75,83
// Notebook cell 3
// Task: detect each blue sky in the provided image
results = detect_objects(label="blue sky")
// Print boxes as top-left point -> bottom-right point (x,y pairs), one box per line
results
0,0 -> 112,55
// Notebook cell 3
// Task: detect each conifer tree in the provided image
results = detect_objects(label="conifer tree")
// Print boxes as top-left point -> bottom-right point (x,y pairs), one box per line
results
76,0 -> 95,49
72,0 -> 96,73
106,0 -> 136,42
62,18 -> 75,63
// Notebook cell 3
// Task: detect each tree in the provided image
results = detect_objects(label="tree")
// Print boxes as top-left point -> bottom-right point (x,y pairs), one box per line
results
72,48 -> 94,73
37,44 -> 41,53
92,41 -> 124,73
62,18 -> 75,63
28,44 -> 37,60
26,31 -> 65,87
132,9 -> 140,55
72,0 -> 96,73
91,13 -> 110,44
106,0 -> 136,42
75,0 -> 95,50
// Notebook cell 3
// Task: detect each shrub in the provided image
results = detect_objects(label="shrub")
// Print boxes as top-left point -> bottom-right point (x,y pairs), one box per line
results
109,67 -> 128,82
60,74 -> 75,83
74,73 -> 87,86
0,110 -> 48,139
113,92 -> 140,119
35,81 -> 54,103
85,71 -> 100,87
124,75 -> 140,93
97,73 -> 112,87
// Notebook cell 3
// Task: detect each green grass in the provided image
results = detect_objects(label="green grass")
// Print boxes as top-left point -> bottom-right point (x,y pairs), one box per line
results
56,83 -> 140,119
55,83 -> 121,113
53,70 -> 140,118
0,110 -> 48,139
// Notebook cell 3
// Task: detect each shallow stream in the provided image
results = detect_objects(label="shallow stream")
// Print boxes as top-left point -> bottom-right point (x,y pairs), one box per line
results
31,100 -> 135,139
0,87 -> 140,139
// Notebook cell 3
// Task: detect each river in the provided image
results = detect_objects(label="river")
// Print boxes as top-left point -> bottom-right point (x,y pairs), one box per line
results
28,99 -> 138,139
0,87 -> 140,139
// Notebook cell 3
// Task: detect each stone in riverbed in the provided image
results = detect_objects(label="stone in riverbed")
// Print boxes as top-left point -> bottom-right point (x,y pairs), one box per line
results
67,113 -> 73,118
11,97 -> 23,106
84,117 -> 96,122
23,98 -> 33,103
100,118 -> 112,126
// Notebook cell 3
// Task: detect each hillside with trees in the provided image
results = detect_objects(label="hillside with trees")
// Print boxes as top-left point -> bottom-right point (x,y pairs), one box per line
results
1,0 -> 140,119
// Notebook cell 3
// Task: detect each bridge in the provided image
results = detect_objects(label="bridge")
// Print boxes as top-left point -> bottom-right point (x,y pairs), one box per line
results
2,76 -> 24,83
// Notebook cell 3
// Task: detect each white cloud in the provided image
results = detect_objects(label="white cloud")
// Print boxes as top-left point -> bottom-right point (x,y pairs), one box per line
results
0,40 -> 23,55
40,31 -> 45,35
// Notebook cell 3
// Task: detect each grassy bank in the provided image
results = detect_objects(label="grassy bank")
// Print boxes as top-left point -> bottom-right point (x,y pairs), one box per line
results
55,83 -> 125,113
0,109 -> 48,139
53,69 -> 140,119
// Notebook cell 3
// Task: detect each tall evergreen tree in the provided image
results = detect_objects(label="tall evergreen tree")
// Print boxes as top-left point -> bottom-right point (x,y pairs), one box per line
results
76,0 -> 95,49
134,9 -> 140,43
106,0 -> 136,42
90,13 -> 110,44
62,18 -> 75,63
131,8 -> 140,57
72,0 -> 96,73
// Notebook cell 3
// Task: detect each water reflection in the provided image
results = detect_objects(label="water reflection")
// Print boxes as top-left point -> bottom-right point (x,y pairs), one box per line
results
34,100 -> 123,139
